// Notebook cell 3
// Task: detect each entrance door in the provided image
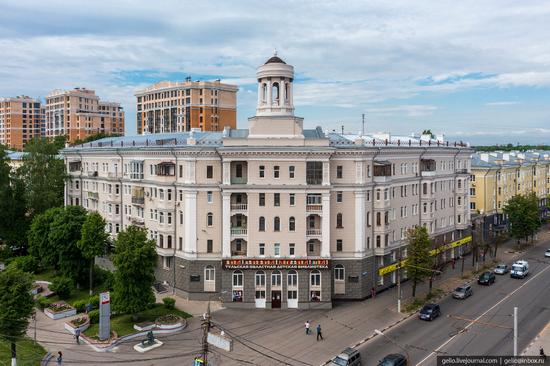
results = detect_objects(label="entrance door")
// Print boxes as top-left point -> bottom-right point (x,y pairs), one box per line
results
271,291 -> 281,308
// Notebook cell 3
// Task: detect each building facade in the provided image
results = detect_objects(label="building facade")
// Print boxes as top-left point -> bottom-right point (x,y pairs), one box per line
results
0,96 -> 44,150
135,79 -> 238,135
45,88 -> 124,144
63,56 -> 472,309
470,151 -> 550,239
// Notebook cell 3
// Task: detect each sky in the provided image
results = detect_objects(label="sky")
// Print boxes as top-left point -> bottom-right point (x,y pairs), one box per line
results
1,0 -> 549,145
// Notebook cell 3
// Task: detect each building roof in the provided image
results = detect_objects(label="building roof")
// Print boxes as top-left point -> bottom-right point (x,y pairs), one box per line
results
471,150 -> 550,169
265,56 -> 286,64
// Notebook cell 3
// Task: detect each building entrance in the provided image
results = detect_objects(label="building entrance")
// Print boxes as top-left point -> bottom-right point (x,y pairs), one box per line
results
271,291 -> 281,308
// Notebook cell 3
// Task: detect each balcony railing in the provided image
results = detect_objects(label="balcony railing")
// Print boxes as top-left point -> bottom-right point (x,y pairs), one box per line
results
306,229 -> 322,236
230,177 -> 247,184
231,203 -> 248,211
306,204 -> 322,212
107,172 -> 120,178
130,217 -> 145,226
87,191 -> 99,199
131,196 -> 145,205
231,250 -> 247,256
87,171 -> 98,177
231,228 -> 248,236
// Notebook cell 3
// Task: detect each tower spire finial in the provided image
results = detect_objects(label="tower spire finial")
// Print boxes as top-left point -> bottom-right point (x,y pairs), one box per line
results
274,48 -> 277,56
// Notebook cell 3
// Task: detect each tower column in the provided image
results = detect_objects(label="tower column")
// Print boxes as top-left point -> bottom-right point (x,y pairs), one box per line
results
267,80 -> 272,109
280,79 -> 285,107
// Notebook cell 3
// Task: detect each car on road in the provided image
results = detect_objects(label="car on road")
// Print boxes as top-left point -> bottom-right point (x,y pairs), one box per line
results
419,303 -> 441,321
545,249 -> 550,258
511,260 -> 529,279
493,264 -> 509,275
452,284 -> 473,299
330,347 -> 362,366
378,353 -> 408,366
478,271 -> 496,285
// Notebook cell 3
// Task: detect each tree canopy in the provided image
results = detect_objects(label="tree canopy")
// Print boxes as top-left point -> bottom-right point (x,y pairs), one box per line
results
78,212 -> 109,294
112,226 -> 157,315
0,267 -> 34,343
504,193 -> 541,243
405,225 -> 434,298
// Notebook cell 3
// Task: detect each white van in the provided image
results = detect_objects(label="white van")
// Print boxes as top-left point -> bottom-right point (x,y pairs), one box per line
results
330,348 -> 362,366
510,260 -> 529,279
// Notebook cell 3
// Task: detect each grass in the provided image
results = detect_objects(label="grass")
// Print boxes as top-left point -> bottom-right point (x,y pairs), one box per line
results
32,268 -> 58,283
0,337 -> 46,366
84,303 -> 191,338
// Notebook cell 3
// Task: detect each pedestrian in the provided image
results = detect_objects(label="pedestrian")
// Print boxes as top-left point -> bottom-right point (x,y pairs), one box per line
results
56,351 -> 63,365
316,324 -> 323,341
75,328 -> 80,344
305,320 -> 310,335
540,347 -> 546,359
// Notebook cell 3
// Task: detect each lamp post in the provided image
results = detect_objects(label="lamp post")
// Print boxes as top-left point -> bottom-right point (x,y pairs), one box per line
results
374,329 -> 410,365
199,291 -> 227,365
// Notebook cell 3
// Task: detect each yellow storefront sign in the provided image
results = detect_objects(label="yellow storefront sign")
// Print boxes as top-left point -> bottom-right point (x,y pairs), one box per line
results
377,235 -> 472,276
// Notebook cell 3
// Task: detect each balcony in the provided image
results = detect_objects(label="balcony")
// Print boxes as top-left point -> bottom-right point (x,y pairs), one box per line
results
87,171 -> 98,177
374,199 -> 391,210
231,203 -> 248,211
456,169 -> 469,174
130,217 -> 145,227
87,191 -> 99,200
307,239 -> 321,257
230,228 -> 248,238
131,196 -> 145,205
306,229 -> 322,237
231,239 -> 247,257
421,171 -> 436,177
107,172 -> 121,178
306,204 -> 322,213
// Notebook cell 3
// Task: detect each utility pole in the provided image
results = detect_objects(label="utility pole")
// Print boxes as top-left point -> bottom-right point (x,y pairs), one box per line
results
201,301 -> 211,365
33,314 -> 37,343
341,125 -> 344,134
397,248 -> 402,313
362,113 -> 365,136
513,307 -> 518,356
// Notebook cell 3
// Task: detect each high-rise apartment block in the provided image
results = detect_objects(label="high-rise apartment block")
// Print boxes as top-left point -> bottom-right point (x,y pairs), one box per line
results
0,96 -> 44,149
45,88 -> 124,143
135,79 -> 237,134
63,56 -> 472,309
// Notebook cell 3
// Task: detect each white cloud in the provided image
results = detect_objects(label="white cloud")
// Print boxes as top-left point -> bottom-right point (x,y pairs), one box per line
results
485,101 -> 519,106
365,105 -> 438,117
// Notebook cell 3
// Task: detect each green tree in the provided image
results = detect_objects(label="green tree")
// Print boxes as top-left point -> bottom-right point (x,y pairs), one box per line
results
112,226 -> 157,317
28,207 -> 64,268
504,193 -> 541,245
78,212 -> 109,295
73,132 -> 121,146
17,137 -> 67,218
405,226 -> 433,298
422,129 -> 435,138
0,268 -> 35,365
48,206 -> 88,284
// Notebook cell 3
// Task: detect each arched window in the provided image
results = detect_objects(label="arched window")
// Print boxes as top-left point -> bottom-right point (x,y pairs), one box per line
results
259,216 -> 266,231
255,271 -> 266,287
272,82 -> 279,102
233,270 -> 243,287
207,212 -> 213,227
285,83 -> 289,101
287,270 -> 298,287
167,235 -> 172,249
310,270 -> 321,286
310,270 -> 321,302
274,217 -> 281,231
271,270 -> 281,287
308,215 -> 315,229
289,217 -> 295,232
334,264 -> 345,281
262,83 -> 267,103
159,234 -> 164,248
205,265 -> 215,282
336,213 -> 343,228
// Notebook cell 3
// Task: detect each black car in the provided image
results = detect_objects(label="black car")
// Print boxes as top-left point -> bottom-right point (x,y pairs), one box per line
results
378,353 -> 408,366
478,271 -> 496,285
418,303 -> 441,321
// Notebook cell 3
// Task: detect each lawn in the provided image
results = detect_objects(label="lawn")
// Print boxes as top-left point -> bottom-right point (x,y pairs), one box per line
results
0,337 -> 46,366
32,268 -> 58,283
84,303 -> 191,338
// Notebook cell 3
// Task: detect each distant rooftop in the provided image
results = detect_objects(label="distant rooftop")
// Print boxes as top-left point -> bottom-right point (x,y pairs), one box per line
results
471,150 -> 550,168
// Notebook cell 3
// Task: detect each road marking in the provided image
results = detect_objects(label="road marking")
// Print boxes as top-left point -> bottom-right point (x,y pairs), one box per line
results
416,264 -> 550,366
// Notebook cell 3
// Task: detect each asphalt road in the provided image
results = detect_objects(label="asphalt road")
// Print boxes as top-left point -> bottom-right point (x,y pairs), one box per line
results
359,243 -> 550,365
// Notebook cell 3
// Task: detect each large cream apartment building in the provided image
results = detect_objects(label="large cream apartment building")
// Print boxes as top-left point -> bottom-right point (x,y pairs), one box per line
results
135,79 -> 237,135
0,96 -> 44,149
45,88 -> 124,144
63,55 -> 472,309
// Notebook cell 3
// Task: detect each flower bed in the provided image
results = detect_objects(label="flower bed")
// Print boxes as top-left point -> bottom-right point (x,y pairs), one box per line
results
133,322 -> 155,332
155,314 -> 184,330
64,316 -> 90,335
44,302 -> 77,320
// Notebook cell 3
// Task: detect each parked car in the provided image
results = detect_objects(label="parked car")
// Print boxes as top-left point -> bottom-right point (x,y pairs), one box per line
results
330,347 -> 362,366
545,249 -> 550,258
452,285 -> 473,299
378,353 -> 408,366
510,260 -> 529,279
493,264 -> 509,275
419,303 -> 441,321
478,271 -> 496,285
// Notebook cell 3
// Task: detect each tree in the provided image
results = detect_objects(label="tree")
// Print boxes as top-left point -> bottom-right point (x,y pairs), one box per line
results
405,226 -> 433,298
78,212 -> 109,295
112,226 -> 157,317
0,267 -> 35,365
504,193 -> 541,245
17,137 -> 67,218
422,129 -> 435,138
28,207 -> 64,269
73,132 -> 121,146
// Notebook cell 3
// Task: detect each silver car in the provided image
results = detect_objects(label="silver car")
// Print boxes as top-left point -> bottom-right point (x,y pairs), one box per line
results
452,285 -> 473,299
494,264 -> 509,275
545,249 -> 550,258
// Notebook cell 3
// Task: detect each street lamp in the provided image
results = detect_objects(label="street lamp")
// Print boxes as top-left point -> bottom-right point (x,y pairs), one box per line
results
374,329 -> 411,365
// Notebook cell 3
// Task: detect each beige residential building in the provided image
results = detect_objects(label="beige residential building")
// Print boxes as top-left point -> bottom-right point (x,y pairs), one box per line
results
63,55 -> 472,309
45,88 -> 124,144
0,96 -> 44,150
135,79 -> 238,135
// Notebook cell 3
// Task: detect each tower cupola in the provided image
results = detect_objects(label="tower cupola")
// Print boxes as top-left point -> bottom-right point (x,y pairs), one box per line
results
256,52 -> 295,116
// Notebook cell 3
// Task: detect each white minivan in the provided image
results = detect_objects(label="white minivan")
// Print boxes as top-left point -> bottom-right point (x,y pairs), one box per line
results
510,260 -> 529,279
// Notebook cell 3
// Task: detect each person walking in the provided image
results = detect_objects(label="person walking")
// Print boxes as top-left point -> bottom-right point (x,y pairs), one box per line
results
75,328 -> 81,344
540,347 -> 546,360
316,324 -> 323,341
305,320 -> 310,335
56,351 -> 63,365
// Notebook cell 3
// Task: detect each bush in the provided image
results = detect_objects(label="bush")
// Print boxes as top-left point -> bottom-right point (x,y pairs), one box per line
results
93,266 -> 114,290
7,255 -> 39,273
88,309 -> 100,324
88,294 -> 100,310
72,300 -> 87,313
50,277 -> 74,300
163,297 -> 176,310
36,296 -> 53,310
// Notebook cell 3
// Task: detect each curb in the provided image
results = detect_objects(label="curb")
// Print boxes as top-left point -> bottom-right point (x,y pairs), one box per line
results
40,352 -> 53,366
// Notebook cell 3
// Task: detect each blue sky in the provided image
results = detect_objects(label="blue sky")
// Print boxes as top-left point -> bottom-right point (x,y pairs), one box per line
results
1,0 -> 549,145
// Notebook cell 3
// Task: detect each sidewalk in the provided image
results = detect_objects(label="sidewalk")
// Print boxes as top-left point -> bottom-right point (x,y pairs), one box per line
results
211,231 -> 550,366
522,321 -> 550,357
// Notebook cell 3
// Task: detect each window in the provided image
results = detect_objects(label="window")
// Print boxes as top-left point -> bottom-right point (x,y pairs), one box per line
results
334,264 -> 345,281
207,191 -> 213,203
289,166 -> 295,178
207,212 -> 213,227
259,217 -> 266,231
207,165 -> 213,179
259,165 -> 265,178
289,243 -> 295,256
274,193 -> 280,206
259,243 -> 265,256
336,191 -> 343,203
274,217 -> 281,231
289,193 -> 295,206
306,162 -> 323,184
259,193 -> 265,206
233,270 -> 243,286
274,243 -> 280,257
255,271 -> 266,286
288,270 -> 297,287
205,265 -> 215,281
207,239 -> 213,253
336,213 -> 343,228
271,270 -> 281,286
367,212 -> 371,227
179,237 -> 183,251
235,164 -> 243,178
274,166 -> 280,178
310,270 -> 321,286
336,165 -> 343,179
289,217 -> 295,231
163,257 -> 172,270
